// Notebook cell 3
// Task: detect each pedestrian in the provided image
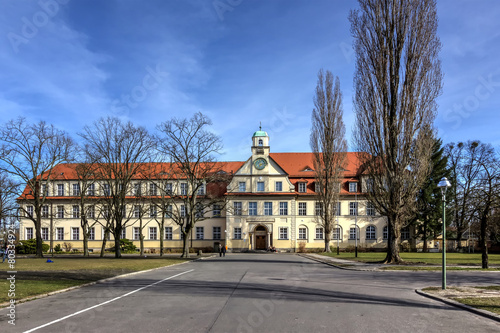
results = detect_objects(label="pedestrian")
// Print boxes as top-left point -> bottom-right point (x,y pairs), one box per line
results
219,244 -> 223,257
222,244 -> 226,257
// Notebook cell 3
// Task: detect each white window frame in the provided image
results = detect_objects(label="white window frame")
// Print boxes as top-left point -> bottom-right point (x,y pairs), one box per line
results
73,183 -> 80,196
149,227 -> 157,240
180,183 -> 188,196
264,202 -> 273,216
213,227 -> 221,240
56,227 -> 64,241
298,227 -> 307,240
315,227 -> 324,240
279,227 -> 288,240
333,226 -> 342,240
180,205 -> 186,217
165,227 -> 173,240
73,205 -> 80,218
248,202 -> 257,216
103,184 -> 110,196
72,227 -> 80,241
149,183 -> 157,196
150,205 -> 157,218
298,182 -> 307,193
298,202 -> 307,216
257,181 -> 265,192
366,226 -> 376,240
349,182 -> 357,193
41,227 -> 49,241
120,228 -> 126,239
383,226 -> 388,240
42,205 -> 49,218
196,226 -> 204,240
134,227 -> 141,240
87,183 -> 95,196
26,205 -> 34,217
349,227 -> 360,240
57,205 -> 64,219
234,227 -> 242,239
366,202 -> 375,216
279,202 -> 288,216
315,202 -> 323,216
134,205 -> 141,218
88,227 -> 95,240
349,202 -> 358,216
57,184 -> 65,196
234,202 -> 242,216
213,204 -> 221,217
238,182 -> 246,192
275,181 -> 282,192
26,227 -> 34,240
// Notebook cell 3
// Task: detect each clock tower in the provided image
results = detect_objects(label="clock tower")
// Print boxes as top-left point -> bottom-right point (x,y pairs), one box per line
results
251,126 -> 270,171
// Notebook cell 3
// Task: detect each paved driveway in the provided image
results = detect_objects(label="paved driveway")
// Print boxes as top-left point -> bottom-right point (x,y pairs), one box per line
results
1,254 -> 499,332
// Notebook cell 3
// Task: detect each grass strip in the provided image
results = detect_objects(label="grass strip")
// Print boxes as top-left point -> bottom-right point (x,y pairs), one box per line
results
451,297 -> 500,315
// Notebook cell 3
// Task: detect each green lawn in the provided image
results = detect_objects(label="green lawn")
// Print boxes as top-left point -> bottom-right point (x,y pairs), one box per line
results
0,256 -> 189,304
452,297 -> 500,315
320,252 -> 500,265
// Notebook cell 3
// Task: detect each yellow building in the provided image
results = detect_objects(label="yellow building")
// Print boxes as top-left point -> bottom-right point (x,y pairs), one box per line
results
19,130 -> 388,253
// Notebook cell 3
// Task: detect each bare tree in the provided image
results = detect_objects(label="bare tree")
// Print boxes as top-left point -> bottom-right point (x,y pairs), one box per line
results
156,112 -> 230,258
310,69 -> 347,253
79,117 -> 155,258
0,118 -> 74,257
350,0 -> 442,263
0,172 -> 19,245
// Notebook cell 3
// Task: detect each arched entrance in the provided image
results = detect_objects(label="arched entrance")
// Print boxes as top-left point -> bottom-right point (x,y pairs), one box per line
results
254,225 -> 268,250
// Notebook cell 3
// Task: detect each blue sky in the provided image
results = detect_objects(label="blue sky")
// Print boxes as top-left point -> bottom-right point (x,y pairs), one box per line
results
1,0 -> 499,162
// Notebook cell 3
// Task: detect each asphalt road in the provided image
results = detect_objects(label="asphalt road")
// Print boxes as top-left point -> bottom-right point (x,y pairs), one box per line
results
1,254 -> 499,333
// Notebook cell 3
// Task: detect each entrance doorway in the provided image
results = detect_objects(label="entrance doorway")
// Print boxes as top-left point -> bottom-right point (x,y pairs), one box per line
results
255,225 -> 267,250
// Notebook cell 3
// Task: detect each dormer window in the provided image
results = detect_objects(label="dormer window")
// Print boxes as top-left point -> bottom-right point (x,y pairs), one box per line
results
349,182 -> 357,193
298,182 -> 307,193
258,139 -> 263,146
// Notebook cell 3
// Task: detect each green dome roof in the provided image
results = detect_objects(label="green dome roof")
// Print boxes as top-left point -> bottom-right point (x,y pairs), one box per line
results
252,130 -> 268,137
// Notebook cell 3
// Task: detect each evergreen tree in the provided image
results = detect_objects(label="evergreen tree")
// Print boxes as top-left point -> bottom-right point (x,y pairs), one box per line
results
412,138 -> 450,252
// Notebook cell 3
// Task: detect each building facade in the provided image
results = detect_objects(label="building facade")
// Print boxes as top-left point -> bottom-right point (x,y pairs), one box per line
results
19,130 -> 392,253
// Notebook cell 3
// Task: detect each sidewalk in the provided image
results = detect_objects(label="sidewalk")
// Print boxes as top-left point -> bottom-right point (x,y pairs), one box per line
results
299,253 -> 386,271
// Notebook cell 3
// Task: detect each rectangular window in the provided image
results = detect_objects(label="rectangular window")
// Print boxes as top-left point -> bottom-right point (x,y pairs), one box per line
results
87,205 -> 95,219
57,184 -> 64,196
334,202 -> 341,216
366,178 -> 374,192
180,183 -> 187,195
234,227 -> 242,239
41,227 -> 49,241
333,227 -> 341,240
150,206 -> 157,218
149,183 -> 157,196
366,202 -> 375,216
213,204 -> 221,217
120,228 -> 126,239
383,226 -> 388,240
56,227 -> 64,241
41,184 -> 48,197
196,227 -> 204,240
87,183 -> 95,196
180,205 -> 186,217
366,226 -> 376,240
264,202 -> 273,216
315,202 -> 323,216
57,205 -> 64,219
133,183 -> 141,196
239,182 -> 246,192
213,227 -> 221,240
42,205 -> 49,218
298,182 -> 306,193
257,182 -> 264,192
234,202 -> 242,216
315,182 -> 321,193
298,227 -> 307,240
197,185 -> 205,195
349,182 -> 357,193
401,227 -> 410,240
72,227 -> 80,240
134,227 -> 140,240
103,184 -> 110,196
349,227 -> 359,240
298,202 -> 307,216
165,183 -> 173,194
166,205 -> 173,218
73,205 -> 80,218
134,205 -> 141,218
349,202 -> 358,216
26,227 -> 34,240
165,227 -> 173,240
195,203 -> 204,218
248,202 -> 257,216
279,227 -> 288,240
26,205 -> 34,217
149,227 -> 157,240
275,181 -> 282,192
316,227 -> 324,239
279,202 -> 288,215
73,184 -> 80,196
87,227 -> 95,240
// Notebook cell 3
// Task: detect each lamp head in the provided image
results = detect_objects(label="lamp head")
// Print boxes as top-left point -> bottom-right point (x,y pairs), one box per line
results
437,177 -> 451,195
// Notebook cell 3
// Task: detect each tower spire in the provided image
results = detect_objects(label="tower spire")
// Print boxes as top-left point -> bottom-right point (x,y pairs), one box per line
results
259,121 -> 262,131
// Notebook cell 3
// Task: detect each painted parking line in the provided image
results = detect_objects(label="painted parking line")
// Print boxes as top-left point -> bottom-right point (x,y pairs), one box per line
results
23,269 -> 194,333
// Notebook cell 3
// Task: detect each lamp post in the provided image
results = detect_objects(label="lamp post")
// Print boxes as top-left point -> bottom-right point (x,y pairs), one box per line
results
355,192 -> 358,258
336,216 -> 340,255
437,177 -> 451,290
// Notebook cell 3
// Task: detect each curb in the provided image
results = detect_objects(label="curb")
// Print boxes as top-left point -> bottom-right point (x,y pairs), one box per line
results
0,256 -> 207,308
416,289 -> 500,323
298,253 -> 375,271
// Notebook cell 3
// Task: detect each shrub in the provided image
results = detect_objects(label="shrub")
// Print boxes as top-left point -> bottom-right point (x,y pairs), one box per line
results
298,242 -> 307,253
63,242 -> 73,252
54,244 -> 62,253
17,238 -> 50,254
108,239 -> 137,253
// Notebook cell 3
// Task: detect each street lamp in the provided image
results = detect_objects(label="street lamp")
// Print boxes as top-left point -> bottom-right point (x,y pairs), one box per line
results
437,177 -> 451,290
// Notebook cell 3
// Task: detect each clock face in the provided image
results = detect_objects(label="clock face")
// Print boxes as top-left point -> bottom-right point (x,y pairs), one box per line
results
254,158 -> 267,170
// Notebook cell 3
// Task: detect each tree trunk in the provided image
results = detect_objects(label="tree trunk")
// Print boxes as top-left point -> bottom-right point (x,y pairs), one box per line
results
140,234 -> 144,256
480,215 -> 488,269
100,230 -> 108,258
384,216 -> 403,264
159,220 -> 164,257
324,232 -> 331,252
423,222 -> 428,253
456,230 -> 464,249
114,236 -> 121,258
83,232 -> 89,257
181,232 -> 189,258
35,216 -> 43,258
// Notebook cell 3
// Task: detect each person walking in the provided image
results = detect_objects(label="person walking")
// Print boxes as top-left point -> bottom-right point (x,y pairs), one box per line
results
219,244 -> 223,257
221,244 -> 226,257
1,244 -> 7,263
